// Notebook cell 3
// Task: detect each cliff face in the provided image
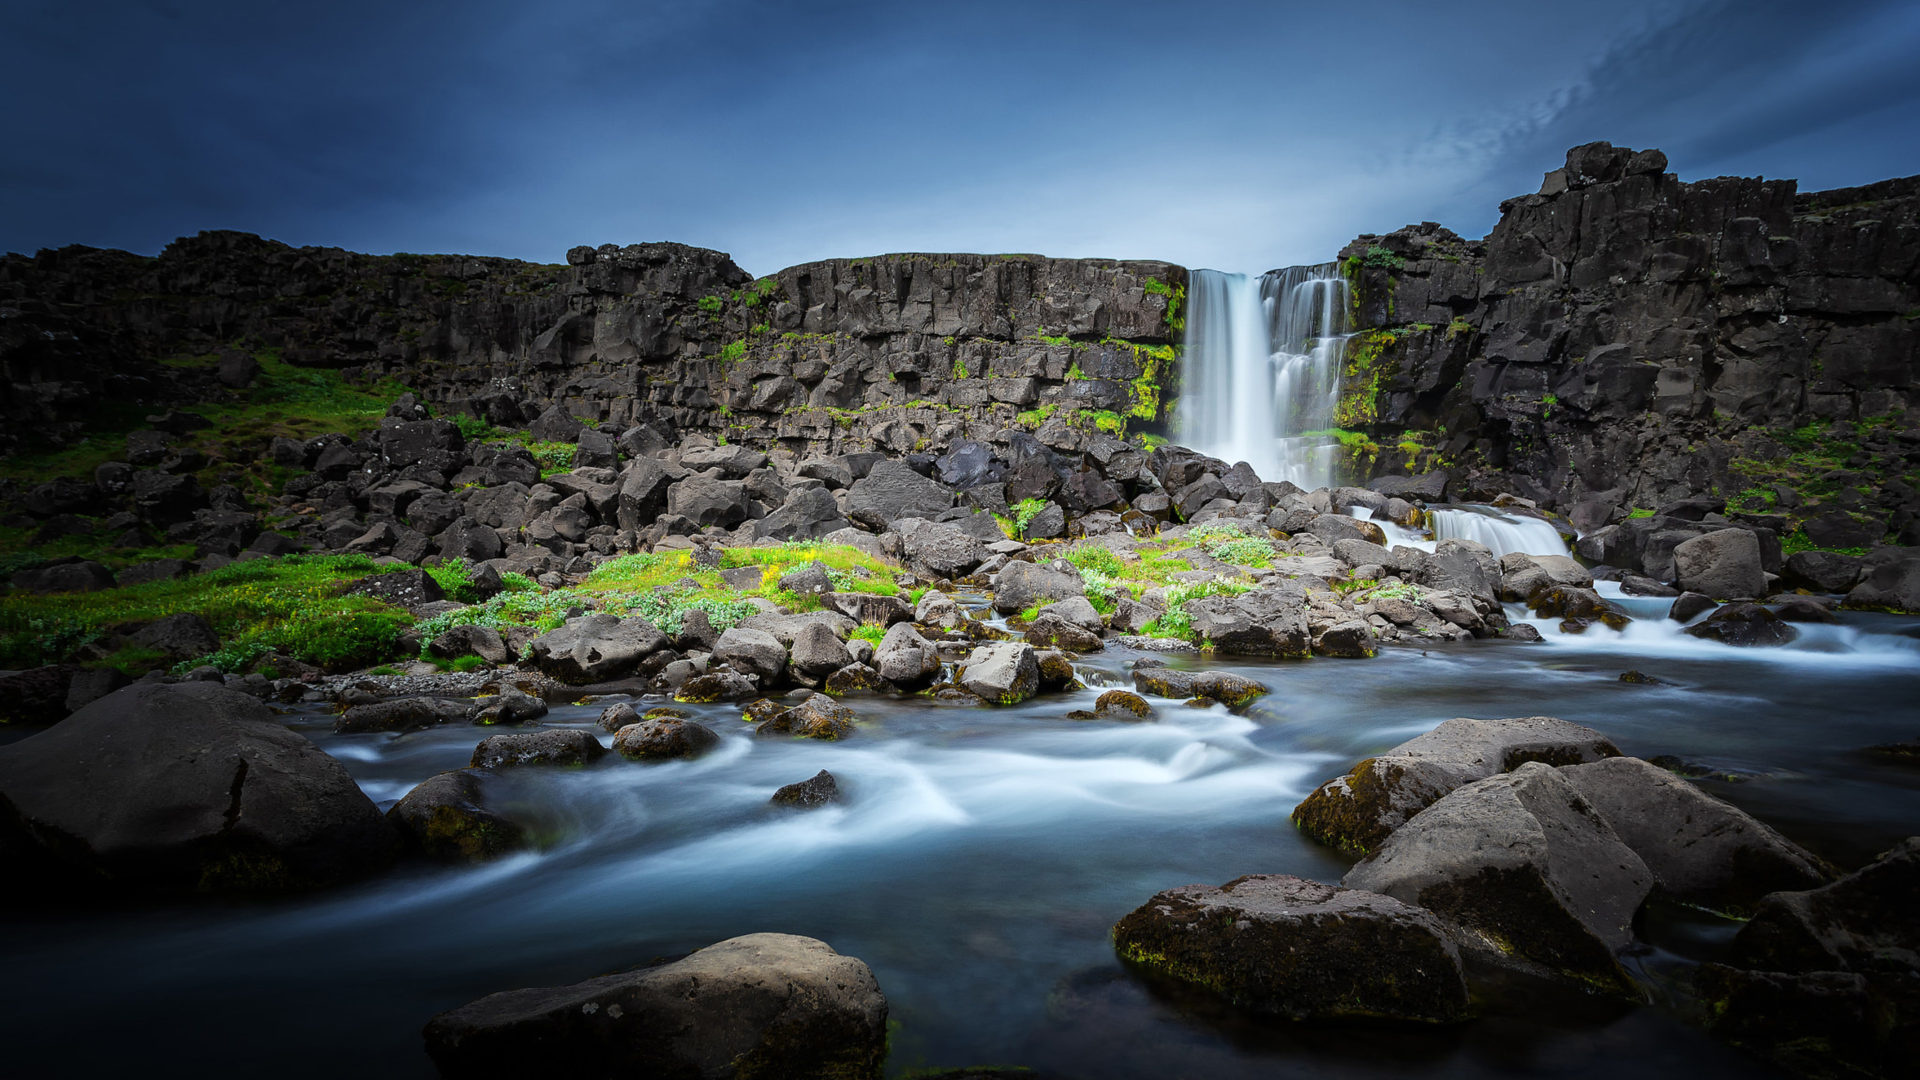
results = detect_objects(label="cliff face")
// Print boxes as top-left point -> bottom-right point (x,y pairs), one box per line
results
1338,142 -> 1919,542
0,232 -> 1182,459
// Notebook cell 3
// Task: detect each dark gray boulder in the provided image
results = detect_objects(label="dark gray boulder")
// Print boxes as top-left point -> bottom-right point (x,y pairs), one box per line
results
471,729 -> 606,769
1111,874 -> 1470,1022
471,687 -> 549,726
1684,602 -> 1798,647
771,770 -> 843,808
613,718 -> 721,760
1343,762 -> 1653,989
1293,715 -> 1620,855
388,768 -> 528,863
712,626 -> 788,685
755,487 -> 851,541
845,460 -> 954,530
666,474 -> 752,528
421,933 -> 888,1080
528,614 -> 669,684
990,560 -> 1085,614
872,622 -> 940,687
429,624 -> 514,665
1844,553 -> 1920,614
127,612 -> 222,662
347,568 -> 446,609
335,696 -> 474,734
1673,528 -> 1767,600
758,695 -> 856,740
1559,756 -> 1833,914
898,519 -> 985,579
0,682 -> 398,892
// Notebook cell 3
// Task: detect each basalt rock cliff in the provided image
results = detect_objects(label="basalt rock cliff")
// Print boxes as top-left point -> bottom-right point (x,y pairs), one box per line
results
1336,141 -> 1919,548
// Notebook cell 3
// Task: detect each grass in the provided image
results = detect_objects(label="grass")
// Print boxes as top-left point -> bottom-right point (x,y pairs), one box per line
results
1139,577 -> 1257,641
0,553 -> 412,673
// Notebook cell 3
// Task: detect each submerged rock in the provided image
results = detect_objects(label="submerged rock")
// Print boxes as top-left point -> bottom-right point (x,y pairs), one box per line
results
1684,602 -> 1798,647
1111,874 -> 1469,1022
1292,715 -> 1620,856
0,682 -> 398,893
421,933 -> 888,1079
770,770 -> 844,809
1343,762 -> 1652,989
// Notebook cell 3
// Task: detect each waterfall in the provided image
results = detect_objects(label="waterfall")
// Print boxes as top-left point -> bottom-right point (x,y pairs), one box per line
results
1430,505 -> 1572,558
1176,265 -> 1350,490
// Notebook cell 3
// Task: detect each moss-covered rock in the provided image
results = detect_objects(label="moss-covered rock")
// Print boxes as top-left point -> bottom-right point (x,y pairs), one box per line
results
1112,874 -> 1469,1022
1093,689 -> 1153,720
387,769 -> 527,863
613,718 -> 721,760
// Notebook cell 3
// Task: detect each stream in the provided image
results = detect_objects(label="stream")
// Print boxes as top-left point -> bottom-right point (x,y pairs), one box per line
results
3,598 -> 1917,1077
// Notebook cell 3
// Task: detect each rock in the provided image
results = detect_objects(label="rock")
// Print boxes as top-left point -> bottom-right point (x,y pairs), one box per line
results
613,718 -> 721,759
1772,595 -> 1839,623
1367,472 -> 1449,502
673,671 -> 758,703
346,568 -> 446,609
336,696 -> 474,734
712,626 -> 788,685
1313,620 -> 1377,658
1684,602 -> 1798,647
1022,612 -> 1103,652
898,519 -> 985,578
777,562 -> 834,596
1668,592 -> 1716,622
528,613 -> 669,683
1131,666 -> 1196,699
758,695 -> 856,740
1557,757 -> 1833,913
1292,715 -> 1621,855
597,702 -> 642,733
471,729 -> 607,769
387,769 -> 527,862
1529,585 -> 1631,630
429,624 -> 514,665
824,663 -> 884,695
1034,650 -> 1080,690
0,665 -> 83,725
1726,836 -> 1919,978
957,641 -> 1040,705
666,474 -> 752,528
470,687 -> 550,726
421,933 -> 888,1080
737,610 -> 856,647
64,666 -> 131,712
1343,762 -> 1653,988
821,591 -> 913,627
1111,874 -> 1469,1022
1673,528 -> 1767,600
990,559 -> 1085,614
789,621 -> 852,677
771,770 -> 844,809
1418,539 -> 1501,610
1093,690 -> 1152,720
846,459 -> 954,530
1183,587 -> 1311,657
1782,549 -> 1865,594
872,622 -> 941,687
12,559 -> 119,595
0,682 -> 398,891
755,487 -> 851,541
1188,670 -> 1268,706
126,612 -> 222,662
614,458 -> 673,531
1843,553 -> 1920,614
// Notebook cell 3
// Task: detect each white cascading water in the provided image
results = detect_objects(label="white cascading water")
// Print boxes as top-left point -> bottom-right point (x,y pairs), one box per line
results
1177,266 -> 1350,489
1429,505 -> 1572,558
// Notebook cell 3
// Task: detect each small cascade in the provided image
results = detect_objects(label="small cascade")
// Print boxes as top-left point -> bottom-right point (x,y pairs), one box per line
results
1177,265 -> 1350,489
1429,505 -> 1571,558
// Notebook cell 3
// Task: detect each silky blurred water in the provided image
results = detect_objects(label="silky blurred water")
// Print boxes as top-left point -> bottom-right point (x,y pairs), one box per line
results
3,611 -> 1917,1078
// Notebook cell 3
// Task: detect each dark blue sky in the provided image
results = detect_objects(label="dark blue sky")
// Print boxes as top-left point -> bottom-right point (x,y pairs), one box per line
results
4,0 -> 1918,274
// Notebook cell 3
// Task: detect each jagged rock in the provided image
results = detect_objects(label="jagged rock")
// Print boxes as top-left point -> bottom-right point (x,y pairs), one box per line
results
846,460 -> 954,530
957,641 -> 1040,705
615,458 -> 673,531
0,682 -> 398,891
1292,715 -> 1621,855
1727,836 -> 1919,977
1022,612 -> 1103,652
421,934 -> 888,1080
897,518 -> 985,578
0,665 -> 83,725
471,729 -> 606,769
1183,586 -> 1310,657
1673,528 -> 1767,600
822,591 -> 913,627
613,718 -> 721,760
666,474 -> 752,528
1684,602 -> 1798,647
823,663 -> 884,695
788,621 -> 852,678
758,695 -> 856,740
1782,550 -> 1866,593
1343,762 -> 1653,988
1557,756 -> 1832,913
1844,553 -> 1920,614
777,562 -> 834,596
1112,874 -> 1469,1022
771,770 -> 843,808
755,487 -> 851,541
528,614 -> 670,683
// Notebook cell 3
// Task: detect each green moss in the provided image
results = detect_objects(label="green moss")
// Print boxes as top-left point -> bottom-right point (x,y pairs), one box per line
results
1333,330 -> 1397,429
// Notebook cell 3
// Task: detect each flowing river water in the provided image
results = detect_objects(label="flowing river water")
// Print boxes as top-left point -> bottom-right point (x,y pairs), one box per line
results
3,590 -> 1917,1077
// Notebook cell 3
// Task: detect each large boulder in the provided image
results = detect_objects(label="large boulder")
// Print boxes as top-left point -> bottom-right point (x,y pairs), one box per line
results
957,641 -> 1041,705
1111,874 -> 1469,1022
1683,602 -> 1798,647
990,559 -> 1085,614
1557,757 -> 1833,914
10,559 -> 117,594
1726,836 -> 1919,978
758,695 -> 856,740
1343,762 -> 1653,988
1183,586 -> 1311,657
0,682 -> 398,892
1292,715 -> 1620,855
666,474 -> 752,528
1672,528 -> 1767,600
872,622 -> 941,687
1843,553 -> 1920,614
845,460 -> 954,530
1418,539 -> 1501,610
755,487 -> 851,541
613,718 -> 721,760
387,769 -> 528,862
712,626 -> 788,685
897,518 -> 985,579
422,933 -> 888,1080
528,614 -> 669,684
336,696 -> 474,734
